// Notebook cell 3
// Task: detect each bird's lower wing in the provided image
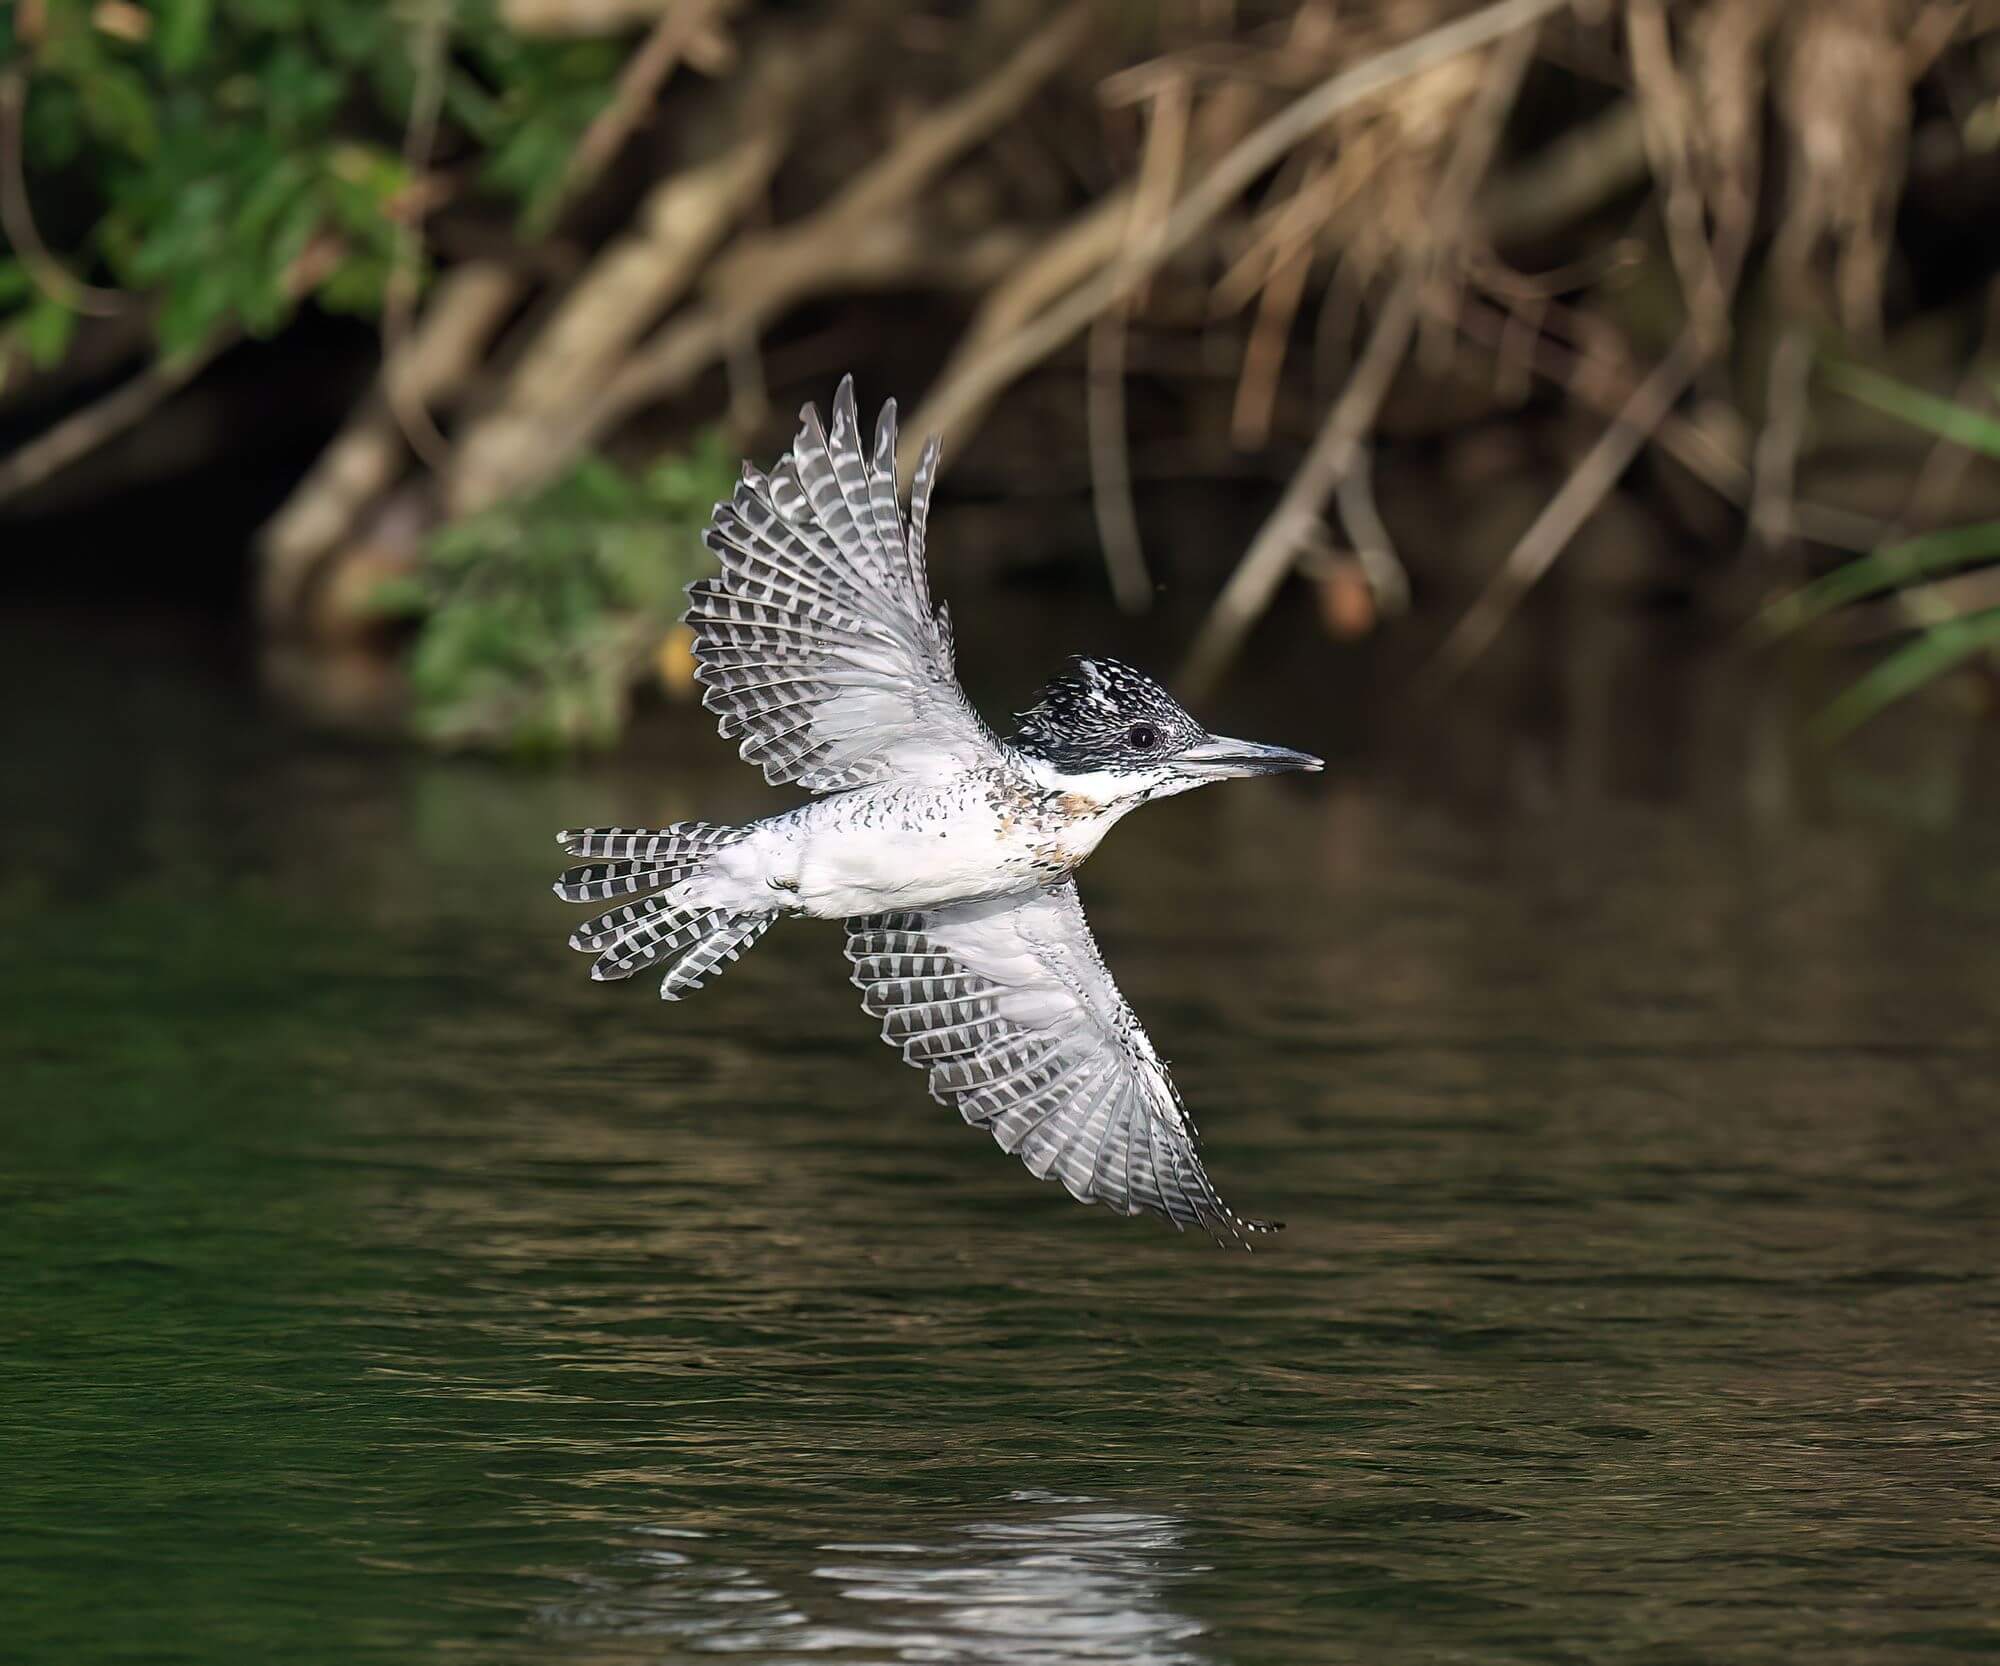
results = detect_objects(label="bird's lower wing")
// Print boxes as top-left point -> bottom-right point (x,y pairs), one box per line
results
691,377 -> 1002,791
845,882 -> 1277,1246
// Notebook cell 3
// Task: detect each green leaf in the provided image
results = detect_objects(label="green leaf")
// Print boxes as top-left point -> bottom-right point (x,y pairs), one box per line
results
1812,608 -> 2000,742
79,62 -> 159,156
156,264 -> 232,356
19,293 -> 78,367
1823,361 -> 2000,459
158,0 -> 214,73
393,446 -> 725,751
368,574 -> 435,618
312,2 -> 394,70
226,0 -> 307,27
1758,521 -> 2000,638
0,259 -> 34,307
21,79 -> 85,165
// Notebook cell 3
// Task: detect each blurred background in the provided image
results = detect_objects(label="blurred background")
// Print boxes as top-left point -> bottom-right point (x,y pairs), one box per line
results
8,4 -> 2000,1665
3,0 -> 2000,755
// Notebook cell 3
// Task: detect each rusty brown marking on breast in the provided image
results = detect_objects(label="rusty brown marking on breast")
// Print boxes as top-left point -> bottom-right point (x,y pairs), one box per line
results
1029,841 -> 1077,876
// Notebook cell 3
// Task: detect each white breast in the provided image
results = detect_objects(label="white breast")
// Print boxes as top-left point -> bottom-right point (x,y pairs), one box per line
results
696,773 -> 1135,920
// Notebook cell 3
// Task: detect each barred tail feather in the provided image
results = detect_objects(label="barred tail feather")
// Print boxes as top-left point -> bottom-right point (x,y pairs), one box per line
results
660,911 -> 776,1000
554,859 -> 698,905
555,820 -> 773,1001
557,822 -> 749,862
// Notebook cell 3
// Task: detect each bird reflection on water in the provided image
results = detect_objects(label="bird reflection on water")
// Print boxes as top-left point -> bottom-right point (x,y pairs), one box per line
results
544,1494 -> 1206,1664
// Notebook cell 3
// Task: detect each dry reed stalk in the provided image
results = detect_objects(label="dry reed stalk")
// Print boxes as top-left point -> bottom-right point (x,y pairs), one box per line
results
1745,319 -> 1814,561
904,188 -> 1136,482
1179,20 -> 1541,698
560,0 -> 738,203
1074,60 -> 1194,613
908,0 -> 1574,479
1086,309 -> 1152,612
1123,68 -> 1193,311
1441,289 -> 1888,554
1775,0 -> 1916,336
1627,0 -> 1730,345
1417,324 -> 1708,695
1230,215 -> 1317,449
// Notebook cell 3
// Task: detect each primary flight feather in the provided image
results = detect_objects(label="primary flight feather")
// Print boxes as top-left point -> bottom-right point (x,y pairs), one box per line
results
555,377 -> 1320,1246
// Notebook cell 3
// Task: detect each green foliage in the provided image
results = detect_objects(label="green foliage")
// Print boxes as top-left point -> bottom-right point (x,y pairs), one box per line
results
379,435 -> 736,754
1764,362 -> 2000,739
1811,608 -> 2000,743
1823,361 -> 2000,460
2,0 -> 617,363
1758,520 -> 2000,639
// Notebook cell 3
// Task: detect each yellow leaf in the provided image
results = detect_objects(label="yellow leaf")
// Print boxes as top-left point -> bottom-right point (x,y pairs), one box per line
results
655,623 -> 697,700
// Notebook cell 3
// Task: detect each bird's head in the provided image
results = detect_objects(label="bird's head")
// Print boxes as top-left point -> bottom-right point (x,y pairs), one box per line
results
1010,657 -> 1321,808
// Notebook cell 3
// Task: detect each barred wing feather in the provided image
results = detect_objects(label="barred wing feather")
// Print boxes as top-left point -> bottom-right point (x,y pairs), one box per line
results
690,375 -> 1001,791
845,882 -> 1277,1246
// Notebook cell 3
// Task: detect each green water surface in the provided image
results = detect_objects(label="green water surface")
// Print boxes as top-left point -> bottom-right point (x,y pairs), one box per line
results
5,614 -> 1999,1664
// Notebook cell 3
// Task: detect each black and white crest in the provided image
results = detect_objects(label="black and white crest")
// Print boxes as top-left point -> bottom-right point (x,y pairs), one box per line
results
1011,657 -> 1206,773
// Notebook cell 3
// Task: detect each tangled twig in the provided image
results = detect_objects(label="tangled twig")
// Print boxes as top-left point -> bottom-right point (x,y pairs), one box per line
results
1179,19 -> 1541,697
0,68 -> 126,318
908,0 -> 1576,475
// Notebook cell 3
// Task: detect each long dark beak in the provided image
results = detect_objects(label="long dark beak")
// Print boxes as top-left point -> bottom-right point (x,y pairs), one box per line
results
1176,735 -> 1324,778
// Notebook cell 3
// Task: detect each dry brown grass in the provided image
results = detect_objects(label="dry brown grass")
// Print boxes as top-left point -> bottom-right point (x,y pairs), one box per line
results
82,0 -> 1974,693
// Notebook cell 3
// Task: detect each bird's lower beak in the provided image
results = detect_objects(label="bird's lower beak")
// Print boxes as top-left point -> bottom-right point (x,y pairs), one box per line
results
1176,735 -> 1324,778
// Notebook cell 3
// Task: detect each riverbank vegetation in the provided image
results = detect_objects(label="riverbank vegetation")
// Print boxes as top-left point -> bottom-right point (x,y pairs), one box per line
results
4,0 -> 1999,749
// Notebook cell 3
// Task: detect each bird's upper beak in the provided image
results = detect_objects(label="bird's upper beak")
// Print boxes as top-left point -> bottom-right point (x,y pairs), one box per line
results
1175,734 -> 1324,778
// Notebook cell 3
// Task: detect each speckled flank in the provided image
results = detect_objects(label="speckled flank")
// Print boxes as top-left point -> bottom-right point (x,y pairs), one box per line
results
680,765 -> 1129,922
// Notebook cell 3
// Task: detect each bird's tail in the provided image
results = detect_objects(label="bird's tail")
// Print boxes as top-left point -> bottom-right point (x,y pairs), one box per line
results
554,824 -> 776,1000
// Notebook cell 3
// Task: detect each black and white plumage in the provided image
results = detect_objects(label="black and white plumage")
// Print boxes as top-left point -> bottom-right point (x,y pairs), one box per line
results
555,378 -> 1321,1246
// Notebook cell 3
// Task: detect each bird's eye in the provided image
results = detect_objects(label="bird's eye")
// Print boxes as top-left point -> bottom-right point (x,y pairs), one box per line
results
1126,722 -> 1159,750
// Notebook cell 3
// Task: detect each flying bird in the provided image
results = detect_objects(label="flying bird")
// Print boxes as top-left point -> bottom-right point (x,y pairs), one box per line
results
554,378 -> 1320,1245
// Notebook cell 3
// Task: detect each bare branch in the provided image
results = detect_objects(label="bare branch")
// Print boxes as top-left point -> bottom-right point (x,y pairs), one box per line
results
1179,20 -> 1540,697
448,123 -> 791,513
0,335 -> 232,506
1744,319 -> 1814,561
259,263 -> 522,622
904,188 -> 1134,481
1178,274 -> 1421,700
0,68 -> 126,318
511,1 -> 1095,501
381,0 -> 455,473
1416,327 -> 1707,696
911,0 -> 1574,469
560,0 -> 738,203
1441,288 -> 1887,553
502,0 -> 676,34
1086,309 -> 1152,613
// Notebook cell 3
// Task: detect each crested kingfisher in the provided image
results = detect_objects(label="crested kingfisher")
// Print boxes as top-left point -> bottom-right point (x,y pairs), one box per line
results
554,378 -> 1321,1245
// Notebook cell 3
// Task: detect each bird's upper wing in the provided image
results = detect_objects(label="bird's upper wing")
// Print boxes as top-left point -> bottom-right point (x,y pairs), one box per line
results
845,881 -> 1277,1246
689,376 -> 1003,791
